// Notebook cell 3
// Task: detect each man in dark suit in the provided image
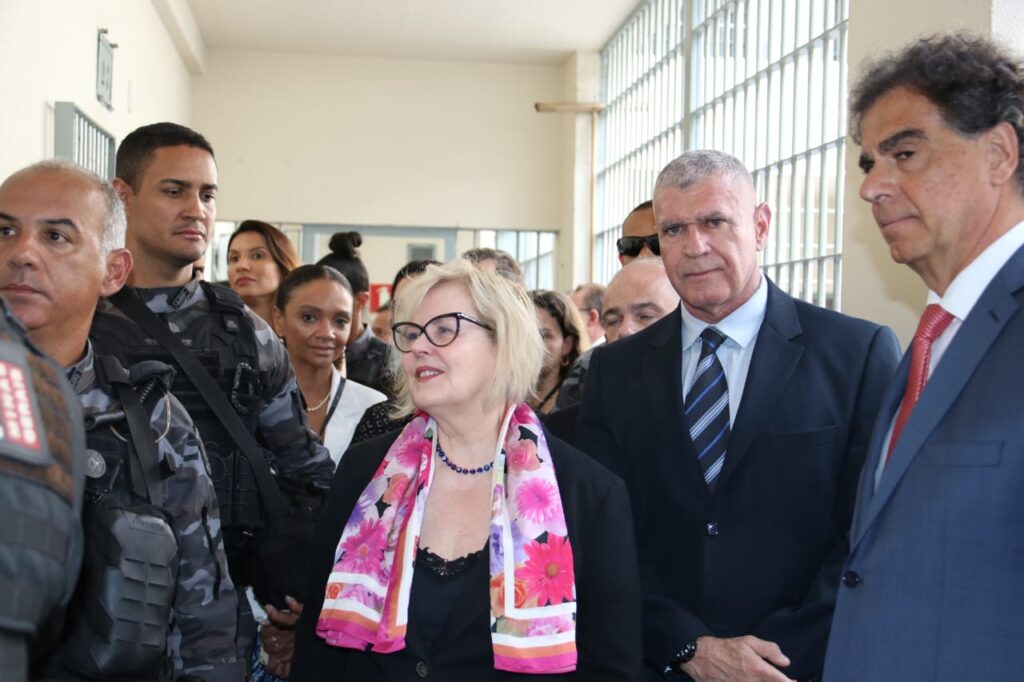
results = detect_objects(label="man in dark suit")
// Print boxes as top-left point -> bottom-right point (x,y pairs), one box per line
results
577,150 -> 900,681
823,34 -> 1024,682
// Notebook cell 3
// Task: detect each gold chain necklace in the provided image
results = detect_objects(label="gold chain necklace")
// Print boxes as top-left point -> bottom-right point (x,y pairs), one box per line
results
304,390 -> 332,412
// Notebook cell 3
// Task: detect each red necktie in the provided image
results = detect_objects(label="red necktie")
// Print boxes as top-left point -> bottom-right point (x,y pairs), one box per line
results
886,304 -> 955,463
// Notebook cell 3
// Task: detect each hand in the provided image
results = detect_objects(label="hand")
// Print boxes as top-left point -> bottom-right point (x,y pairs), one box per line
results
260,596 -> 305,679
680,635 -> 794,682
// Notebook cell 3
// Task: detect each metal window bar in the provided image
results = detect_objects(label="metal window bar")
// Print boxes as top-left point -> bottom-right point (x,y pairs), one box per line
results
477,229 -> 558,290
53,102 -> 116,180
596,0 -> 847,309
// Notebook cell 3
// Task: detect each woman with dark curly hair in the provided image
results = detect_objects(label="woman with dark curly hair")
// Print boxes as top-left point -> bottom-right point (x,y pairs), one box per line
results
529,290 -> 590,414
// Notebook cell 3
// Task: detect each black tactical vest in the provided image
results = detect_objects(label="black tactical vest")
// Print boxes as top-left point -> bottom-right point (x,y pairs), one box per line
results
55,357 -> 181,682
90,283 -> 269,535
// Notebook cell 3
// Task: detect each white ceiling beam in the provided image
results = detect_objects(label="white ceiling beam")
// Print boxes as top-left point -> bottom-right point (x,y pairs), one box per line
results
151,0 -> 207,75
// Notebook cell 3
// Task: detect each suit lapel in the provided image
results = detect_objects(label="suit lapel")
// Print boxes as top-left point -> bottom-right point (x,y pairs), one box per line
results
717,282 -> 803,489
642,308 -> 709,502
850,357 -> 907,545
854,248 -> 1024,544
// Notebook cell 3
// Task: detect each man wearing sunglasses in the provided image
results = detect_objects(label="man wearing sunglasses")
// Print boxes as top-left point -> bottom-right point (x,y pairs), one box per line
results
579,150 -> 900,682
616,200 -> 659,265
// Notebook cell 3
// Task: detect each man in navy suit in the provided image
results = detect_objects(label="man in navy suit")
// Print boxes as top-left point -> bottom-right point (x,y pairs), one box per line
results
823,34 -> 1024,682
577,150 -> 900,681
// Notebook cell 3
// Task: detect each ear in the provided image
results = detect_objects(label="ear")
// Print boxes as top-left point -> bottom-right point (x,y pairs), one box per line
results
111,177 -> 133,216
99,248 -> 133,298
618,254 -> 627,266
355,290 -> 371,309
272,306 -> 285,337
588,308 -> 601,327
561,334 -> 575,358
986,121 -> 1019,187
753,202 -> 772,252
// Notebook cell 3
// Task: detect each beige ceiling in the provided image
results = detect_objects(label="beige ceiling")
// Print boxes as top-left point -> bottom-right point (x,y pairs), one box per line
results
186,0 -> 641,65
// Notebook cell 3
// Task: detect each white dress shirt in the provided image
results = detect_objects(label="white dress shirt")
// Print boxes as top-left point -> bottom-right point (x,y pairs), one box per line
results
875,220 -> 1024,487
680,274 -> 768,424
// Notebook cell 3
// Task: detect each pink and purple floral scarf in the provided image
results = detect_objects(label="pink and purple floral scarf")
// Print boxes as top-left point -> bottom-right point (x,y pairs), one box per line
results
315,403 -> 577,674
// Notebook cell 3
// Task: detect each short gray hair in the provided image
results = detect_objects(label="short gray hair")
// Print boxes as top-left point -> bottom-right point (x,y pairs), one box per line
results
654,150 -> 754,195
19,160 -> 126,257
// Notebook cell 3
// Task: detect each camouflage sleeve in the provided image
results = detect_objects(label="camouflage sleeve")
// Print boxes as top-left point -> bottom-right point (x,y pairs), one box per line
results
155,394 -> 245,681
250,311 -> 335,487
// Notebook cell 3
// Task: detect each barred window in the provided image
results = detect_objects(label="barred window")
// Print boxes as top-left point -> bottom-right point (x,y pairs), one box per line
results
595,0 -> 848,309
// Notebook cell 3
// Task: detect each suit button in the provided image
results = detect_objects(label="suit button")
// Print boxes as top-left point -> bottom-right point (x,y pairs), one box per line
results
416,661 -> 429,678
706,522 -> 719,537
842,570 -> 862,588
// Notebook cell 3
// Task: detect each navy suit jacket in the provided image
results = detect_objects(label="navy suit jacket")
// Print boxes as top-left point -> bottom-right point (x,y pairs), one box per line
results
576,281 -> 899,680
290,423 -> 642,682
824,245 -> 1024,682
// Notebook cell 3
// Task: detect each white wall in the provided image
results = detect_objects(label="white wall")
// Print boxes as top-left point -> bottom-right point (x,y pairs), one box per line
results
191,49 -> 572,241
0,0 -> 193,180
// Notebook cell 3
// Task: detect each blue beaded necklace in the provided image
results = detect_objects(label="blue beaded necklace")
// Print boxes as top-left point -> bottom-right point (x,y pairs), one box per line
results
435,440 -> 494,475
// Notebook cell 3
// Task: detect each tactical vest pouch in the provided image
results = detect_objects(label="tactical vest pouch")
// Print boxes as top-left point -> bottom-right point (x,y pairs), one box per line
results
59,493 -> 179,680
59,359 -> 180,681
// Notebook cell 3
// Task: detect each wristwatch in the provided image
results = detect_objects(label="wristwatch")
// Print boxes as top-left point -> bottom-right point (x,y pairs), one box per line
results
668,639 -> 699,674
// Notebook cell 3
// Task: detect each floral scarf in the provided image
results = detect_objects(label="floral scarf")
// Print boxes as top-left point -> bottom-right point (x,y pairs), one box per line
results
316,403 -> 577,674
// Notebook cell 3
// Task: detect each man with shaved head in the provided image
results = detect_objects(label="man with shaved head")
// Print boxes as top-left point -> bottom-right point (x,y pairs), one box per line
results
600,257 -> 679,343
578,150 -> 899,682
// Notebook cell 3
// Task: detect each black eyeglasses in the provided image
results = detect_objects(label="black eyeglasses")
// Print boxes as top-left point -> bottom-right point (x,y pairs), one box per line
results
391,312 -> 493,353
616,234 -> 661,257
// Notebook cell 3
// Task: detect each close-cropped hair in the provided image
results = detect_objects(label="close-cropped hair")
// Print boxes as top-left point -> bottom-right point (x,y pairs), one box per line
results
654,149 -> 754,195
316,232 -> 370,294
15,160 -> 126,258
629,199 -> 653,215
530,289 -> 591,380
572,283 -> 605,314
275,264 -> 353,311
392,259 -> 441,294
229,220 -> 301,279
115,122 -> 215,191
850,32 -> 1024,193
461,247 -> 526,286
389,259 -> 544,418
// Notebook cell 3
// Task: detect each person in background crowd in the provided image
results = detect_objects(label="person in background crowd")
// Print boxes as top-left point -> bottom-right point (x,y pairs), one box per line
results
617,200 -> 658,265
291,259 -> 641,681
530,290 -> 589,414
0,160 -> 243,680
228,220 -> 300,327
349,258 -> 442,445
570,282 -> 606,346
578,150 -> 899,682
274,265 -> 386,463
461,247 -> 526,286
317,232 -> 390,396
552,257 -> 680,420
255,265 -> 388,681
601,257 -> 680,344
824,33 -> 1024,682
370,300 -> 392,344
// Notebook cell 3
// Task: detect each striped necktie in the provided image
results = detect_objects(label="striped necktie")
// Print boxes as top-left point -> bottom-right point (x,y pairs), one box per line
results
685,327 -> 730,490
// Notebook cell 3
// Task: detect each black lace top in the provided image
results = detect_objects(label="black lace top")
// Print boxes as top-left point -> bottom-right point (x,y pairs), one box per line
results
410,545 -> 487,648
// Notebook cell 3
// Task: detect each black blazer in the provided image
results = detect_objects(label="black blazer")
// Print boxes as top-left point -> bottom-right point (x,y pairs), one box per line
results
291,423 -> 642,682
576,282 -> 900,681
